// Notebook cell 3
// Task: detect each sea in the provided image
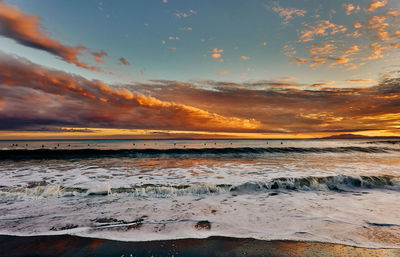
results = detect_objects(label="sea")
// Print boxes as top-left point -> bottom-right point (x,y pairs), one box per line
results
0,139 -> 399,248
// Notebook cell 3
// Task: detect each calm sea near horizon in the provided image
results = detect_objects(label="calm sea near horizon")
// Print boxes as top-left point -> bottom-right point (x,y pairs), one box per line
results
0,139 -> 399,248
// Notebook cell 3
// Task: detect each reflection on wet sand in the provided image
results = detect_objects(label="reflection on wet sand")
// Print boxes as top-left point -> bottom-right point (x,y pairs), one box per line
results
0,235 -> 399,257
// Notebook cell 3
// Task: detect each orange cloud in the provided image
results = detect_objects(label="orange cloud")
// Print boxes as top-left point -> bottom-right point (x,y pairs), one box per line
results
310,56 -> 328,67
346,30 -> 363,38
368,15 -> 390,41
386,10 -> 400,17
346,62 -> 366,71
343,4 -> 360,15
309,43 -> 336,55
218,71 -> 229,75
0,100 -> 4,111
367,43 -> 383,59
211,48 -> 223,59
345,79 -> 374,83
309,81 -> 336,87
128,78 -> 400,135
300,20 -> 347,42
289,7 -> 400,71
93,50 -> 108,63
281,45 -> 297,57
0,51 -> 261,132
365,42 -> 399,59
240,56 -> 250,60
367,0 -> 387,12
2,52 -> 400,136
290,57 -> 308,65
271,3 -> 307,24
329,57 -> 351,68
0,2 -> 102,71
344,45 -> 361,55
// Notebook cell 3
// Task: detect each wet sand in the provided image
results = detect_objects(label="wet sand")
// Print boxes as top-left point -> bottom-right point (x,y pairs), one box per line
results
0,235 -> 399,257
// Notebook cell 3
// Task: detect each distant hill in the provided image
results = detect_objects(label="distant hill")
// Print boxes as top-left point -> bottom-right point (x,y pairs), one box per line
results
320,134 -> 400,139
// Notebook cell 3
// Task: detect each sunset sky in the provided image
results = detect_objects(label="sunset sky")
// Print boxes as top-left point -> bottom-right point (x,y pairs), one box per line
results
0,0 -> 399,139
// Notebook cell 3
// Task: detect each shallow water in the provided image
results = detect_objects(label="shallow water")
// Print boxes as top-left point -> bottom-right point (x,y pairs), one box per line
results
0,139 -> 399,248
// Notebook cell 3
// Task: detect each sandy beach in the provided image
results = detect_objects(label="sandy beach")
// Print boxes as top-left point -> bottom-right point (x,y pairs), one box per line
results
1,235 -> 400,257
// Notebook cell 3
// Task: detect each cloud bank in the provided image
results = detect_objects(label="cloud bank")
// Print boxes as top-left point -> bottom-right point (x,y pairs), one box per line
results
1,50 -> 398,135
0,51 -> 260,132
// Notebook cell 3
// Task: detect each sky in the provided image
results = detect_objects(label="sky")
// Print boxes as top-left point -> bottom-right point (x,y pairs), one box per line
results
0,0 -> 399,139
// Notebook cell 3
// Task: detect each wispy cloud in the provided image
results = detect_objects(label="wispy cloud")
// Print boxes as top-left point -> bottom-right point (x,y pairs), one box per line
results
0,2 -> 103,71
343,4 -> 360,15
299,20 -> 347,42
284,0 -> 400,72
367,0 -> 387,12
93,50 -> 108,63
271,2 -> 307,24
309,43 -> 336,55
119,57 -> 131,66
345,79 -> 374,83
281,45 -> 296,57
174,9 -> 196,18
211,48 -> 224,60
309,81 -> 336,87
368,15 -> 390,41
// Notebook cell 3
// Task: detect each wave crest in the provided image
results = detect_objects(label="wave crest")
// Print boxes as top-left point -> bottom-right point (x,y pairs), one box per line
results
0,146 -> 398,160
1,175 -> 398,199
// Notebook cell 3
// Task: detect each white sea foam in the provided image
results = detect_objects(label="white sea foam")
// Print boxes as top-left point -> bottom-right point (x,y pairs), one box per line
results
87,183 -> 111,195
0,139 -> 400,248
1,190 -> 399,248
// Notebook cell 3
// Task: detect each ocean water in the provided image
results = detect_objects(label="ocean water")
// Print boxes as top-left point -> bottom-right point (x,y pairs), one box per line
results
0,139 -> 399,248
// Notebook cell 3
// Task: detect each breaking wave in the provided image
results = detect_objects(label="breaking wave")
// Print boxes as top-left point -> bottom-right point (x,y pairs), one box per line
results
0,146 -> 398,160
1,175 -> 398,199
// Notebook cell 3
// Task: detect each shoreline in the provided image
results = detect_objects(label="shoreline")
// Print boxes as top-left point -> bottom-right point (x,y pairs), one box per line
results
1,235 -> 399,257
